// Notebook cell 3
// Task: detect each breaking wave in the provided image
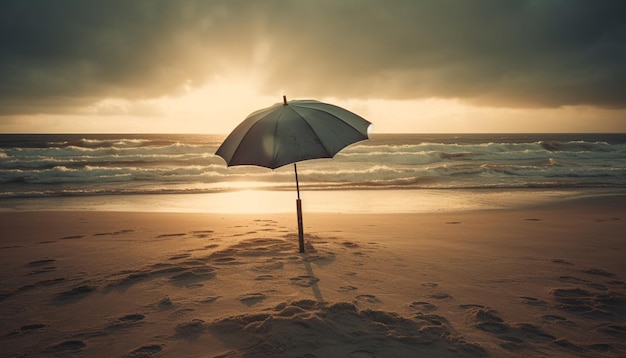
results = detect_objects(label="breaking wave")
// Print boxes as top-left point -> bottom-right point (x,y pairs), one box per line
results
1,133 -> 625,198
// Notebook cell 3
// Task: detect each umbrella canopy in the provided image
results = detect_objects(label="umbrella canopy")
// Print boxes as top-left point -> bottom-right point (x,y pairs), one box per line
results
215,96 -> 371,252
215,97 -> 371,169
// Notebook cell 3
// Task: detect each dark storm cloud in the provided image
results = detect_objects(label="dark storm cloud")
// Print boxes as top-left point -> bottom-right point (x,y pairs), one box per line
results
0,0 -> 625,115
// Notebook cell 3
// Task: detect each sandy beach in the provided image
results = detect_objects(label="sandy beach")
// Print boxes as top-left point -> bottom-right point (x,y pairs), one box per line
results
1,194 -> 625,357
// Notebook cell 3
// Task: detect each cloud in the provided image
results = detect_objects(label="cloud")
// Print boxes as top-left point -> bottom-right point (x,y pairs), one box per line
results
0,0 -> 625,116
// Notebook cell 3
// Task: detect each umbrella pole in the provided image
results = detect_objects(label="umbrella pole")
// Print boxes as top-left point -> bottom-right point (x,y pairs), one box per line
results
294,163 -> 305,253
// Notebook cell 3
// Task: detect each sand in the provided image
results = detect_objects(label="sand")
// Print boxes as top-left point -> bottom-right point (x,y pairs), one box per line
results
1,194 -> 625,357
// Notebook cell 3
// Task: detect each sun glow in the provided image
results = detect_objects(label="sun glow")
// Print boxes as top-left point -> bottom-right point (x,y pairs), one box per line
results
2,76 -> 626,134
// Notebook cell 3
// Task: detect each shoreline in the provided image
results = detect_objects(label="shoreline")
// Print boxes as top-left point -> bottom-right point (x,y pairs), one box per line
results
2,187 -> 625,214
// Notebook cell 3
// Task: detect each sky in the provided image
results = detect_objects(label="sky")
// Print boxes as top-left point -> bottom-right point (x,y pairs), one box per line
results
1,0 -> 625,134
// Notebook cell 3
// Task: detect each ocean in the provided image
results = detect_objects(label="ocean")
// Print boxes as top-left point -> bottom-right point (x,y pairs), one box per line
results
1,133 -> 625,213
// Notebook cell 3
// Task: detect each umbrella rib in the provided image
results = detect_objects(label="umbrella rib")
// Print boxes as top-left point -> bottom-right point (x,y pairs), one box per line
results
288,106 -> 333,157
271,106 -> 286,168
292,103 -> 368,134
224,105 -> 282,168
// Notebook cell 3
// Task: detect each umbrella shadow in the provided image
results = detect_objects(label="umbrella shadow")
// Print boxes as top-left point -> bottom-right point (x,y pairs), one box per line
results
296,237 -> 335,303
303,260 -> 324,302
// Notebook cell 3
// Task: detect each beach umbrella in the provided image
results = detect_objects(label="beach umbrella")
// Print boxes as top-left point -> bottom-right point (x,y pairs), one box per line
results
215,96 -> 371,252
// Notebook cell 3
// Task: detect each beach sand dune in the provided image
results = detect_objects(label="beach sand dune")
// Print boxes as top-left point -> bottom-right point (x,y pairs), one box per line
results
1,196 -> 625,357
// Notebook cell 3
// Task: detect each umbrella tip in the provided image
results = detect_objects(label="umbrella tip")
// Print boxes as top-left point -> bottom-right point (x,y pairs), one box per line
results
283,95 -> 287,105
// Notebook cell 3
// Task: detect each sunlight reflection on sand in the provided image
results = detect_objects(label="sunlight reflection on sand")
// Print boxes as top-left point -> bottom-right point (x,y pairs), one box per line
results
0,189 -> 593,214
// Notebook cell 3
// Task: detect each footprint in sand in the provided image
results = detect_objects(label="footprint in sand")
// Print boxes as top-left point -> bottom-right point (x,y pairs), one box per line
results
469,307 -> 556,350
542,314 -> 577,327
54,285 -> 96,302
198,296 -> 220,304
175,319 -> 208,339
172,308 -> 195,318
157,297 -> 173,309
25,259 -> 57,275
552,259 -> 573,265
6,323 -> 47,337
596,323 -> 626,338
339,285 -> 358,293
192,230 -> 213,238
355,294 -> 381,304
581,268 -> 616,278
429,293 -> 451,300
168,253 -> 192,260
94,229 -> 134,236
519,296 -> 548,306
408,301 -> 437,312
127,344 -> 163,357
607,280 -> 625,287
169,267 -> 217,284
107,313 -> 145,329
459,304 -> 485,309
595,217 -> 622,222
26,259 -> 56,266
342,241 -> 359,248
468,308 -> 509,334
350,350 -> 376,358
558,276 -> 589,284
155,233 -> 186,239
44,340 -> 86,353
421,282 -> 439,288
59,235 -> 85,240
550,286 -> 626,319
27,266 -> 57,276
290,275 -> 320,287
239,293 -> 266,306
